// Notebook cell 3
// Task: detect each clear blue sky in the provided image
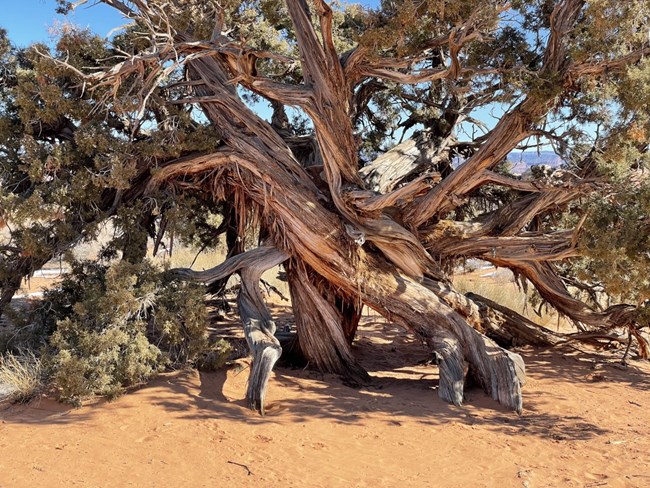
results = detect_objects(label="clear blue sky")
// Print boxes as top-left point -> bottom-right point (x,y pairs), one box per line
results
1,0 -> 127,46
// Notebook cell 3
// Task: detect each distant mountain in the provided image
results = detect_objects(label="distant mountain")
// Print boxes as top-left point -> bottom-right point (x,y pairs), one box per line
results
452,150 -> 564,174
507,151 -> 564,174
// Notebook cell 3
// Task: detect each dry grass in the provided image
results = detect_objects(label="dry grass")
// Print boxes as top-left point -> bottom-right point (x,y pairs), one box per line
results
0,350 -> 45,404
454,270 -> 573,331
454,274 -> 528,313
159,246 -> 228,270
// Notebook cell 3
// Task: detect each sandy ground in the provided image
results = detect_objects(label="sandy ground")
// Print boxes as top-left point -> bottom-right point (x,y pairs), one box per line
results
1,316 -> 650,488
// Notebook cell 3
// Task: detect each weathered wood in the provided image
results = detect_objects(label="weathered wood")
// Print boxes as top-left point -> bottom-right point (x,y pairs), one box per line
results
359,132 -> 445,193
286,263 -> 370,385
58,0 -> 650,417
173,246 -> 288,414
466,292 -> 562,348
359,264 -> 525,412
239,258 -> 285,415
168,51 -> 527,411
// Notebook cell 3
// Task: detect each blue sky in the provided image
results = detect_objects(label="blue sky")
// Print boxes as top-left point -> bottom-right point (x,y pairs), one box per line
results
2,0 -> 127,46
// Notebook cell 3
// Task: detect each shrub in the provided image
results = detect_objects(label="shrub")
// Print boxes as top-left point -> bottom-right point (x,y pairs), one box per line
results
36,259 -> 214,405
195,338 -> 233,372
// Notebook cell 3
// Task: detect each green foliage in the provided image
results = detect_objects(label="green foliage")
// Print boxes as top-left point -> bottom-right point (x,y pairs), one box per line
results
50,323 -> 161,404
360,0 -> 495,57
34,259 -> 213,405
578,181 -> 650,305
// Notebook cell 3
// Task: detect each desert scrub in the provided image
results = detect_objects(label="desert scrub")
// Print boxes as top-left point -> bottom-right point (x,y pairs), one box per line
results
37,259 -> 216,405
0,350 -> 44,403
195,338 -> 233,372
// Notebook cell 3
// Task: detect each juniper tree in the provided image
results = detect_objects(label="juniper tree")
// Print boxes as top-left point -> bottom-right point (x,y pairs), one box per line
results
1,0 -> 649,412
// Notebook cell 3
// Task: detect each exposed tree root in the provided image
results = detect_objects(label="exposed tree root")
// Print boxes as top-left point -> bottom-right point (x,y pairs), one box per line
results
359,265 -> 525,412
466,292 -> 562,348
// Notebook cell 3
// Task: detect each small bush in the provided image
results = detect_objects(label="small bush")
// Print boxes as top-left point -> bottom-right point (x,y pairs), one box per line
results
0,350 -> 44,403
49,320 -> 163,405
195,339 -> 233,372
34,259 -> 212,405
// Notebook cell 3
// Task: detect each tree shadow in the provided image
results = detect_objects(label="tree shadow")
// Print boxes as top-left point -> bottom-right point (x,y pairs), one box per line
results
144,328 -> 631,442
3,320 -> 648,444
521,344 -> 650,391
146,359 -> 609,442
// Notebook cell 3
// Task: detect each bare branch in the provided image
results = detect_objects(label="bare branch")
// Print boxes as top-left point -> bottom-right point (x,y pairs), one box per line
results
345,174 -> 439,214
568,46 -> 650,79
147,150 -> 236,190
422,227 -> 579,262
405,0 -> 587,227
171,245 -> 289,285
480,171 -> 543,192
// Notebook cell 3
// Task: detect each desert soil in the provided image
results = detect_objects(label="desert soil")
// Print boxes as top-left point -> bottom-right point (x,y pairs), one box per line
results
1,314 -> 650,488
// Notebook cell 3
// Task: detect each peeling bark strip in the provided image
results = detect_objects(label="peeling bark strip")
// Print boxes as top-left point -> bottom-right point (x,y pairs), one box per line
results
286,263 -> 370,385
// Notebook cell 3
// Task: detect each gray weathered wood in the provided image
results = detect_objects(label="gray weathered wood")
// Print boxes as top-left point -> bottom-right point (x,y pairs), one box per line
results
173,246 -> 288,414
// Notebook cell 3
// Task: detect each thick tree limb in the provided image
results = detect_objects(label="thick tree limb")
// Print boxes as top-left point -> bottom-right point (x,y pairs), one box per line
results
424,278 -> 560,348
147,151 -> 235,189
239,250 -> 288,414
173,246 -> 289,414
171,246 -> 288,284
485,189 -> 590,237
480,171 -> 543,192
368,266 -> 525,412
0,256 -> 38,318
344,175 -> 437,214
568,46 -> 650,79
286,263 -> 370,384
423,226 -> 579,262
285,0 -> 362,189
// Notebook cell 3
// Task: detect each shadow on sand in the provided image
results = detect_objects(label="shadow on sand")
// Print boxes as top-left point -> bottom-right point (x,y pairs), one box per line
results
5,318 -> 648,444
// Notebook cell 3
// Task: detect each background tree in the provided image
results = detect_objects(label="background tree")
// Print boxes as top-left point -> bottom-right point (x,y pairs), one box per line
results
1,0 -> 649,412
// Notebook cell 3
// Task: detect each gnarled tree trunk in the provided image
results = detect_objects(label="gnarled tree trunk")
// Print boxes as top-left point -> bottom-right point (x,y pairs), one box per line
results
47,0 -> 650,416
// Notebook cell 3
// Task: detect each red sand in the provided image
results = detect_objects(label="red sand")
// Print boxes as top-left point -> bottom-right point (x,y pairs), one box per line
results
2,320 -> 650,487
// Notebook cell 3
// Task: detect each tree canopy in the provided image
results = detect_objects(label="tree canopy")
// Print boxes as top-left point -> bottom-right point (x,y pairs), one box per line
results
1,0 -> 649,412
